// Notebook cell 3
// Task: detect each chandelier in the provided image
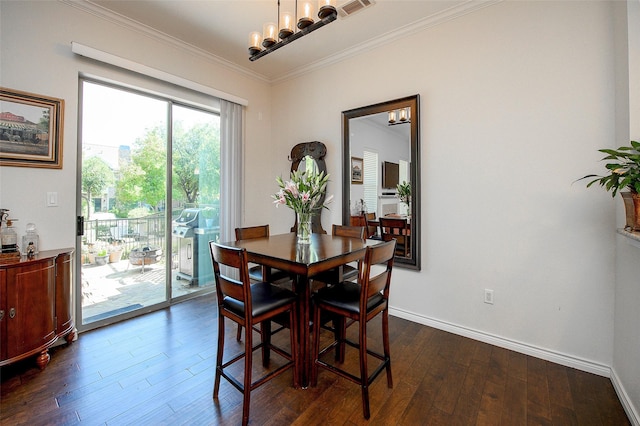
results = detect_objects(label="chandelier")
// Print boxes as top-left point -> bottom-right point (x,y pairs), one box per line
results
248,0 -> 337,61
388,108 -> 411,125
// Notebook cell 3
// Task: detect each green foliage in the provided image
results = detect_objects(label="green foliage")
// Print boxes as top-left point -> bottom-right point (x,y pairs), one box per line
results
38,109 -> 50,133
578,141 -> 640,197
128,207 -> 152,218
82,156 -> 114,217
115,127 -> 167,210
116,121 -> 220,210
172,121 -> 220,204
397,181 -> 411,204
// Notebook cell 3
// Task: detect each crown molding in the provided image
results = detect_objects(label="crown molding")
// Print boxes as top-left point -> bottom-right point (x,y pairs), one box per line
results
60,0 -> 271,83
61,0 -> 501,85
271,0 -> 502,84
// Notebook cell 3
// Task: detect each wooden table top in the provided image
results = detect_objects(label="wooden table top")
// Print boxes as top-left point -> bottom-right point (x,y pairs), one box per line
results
222,232 -> 378,277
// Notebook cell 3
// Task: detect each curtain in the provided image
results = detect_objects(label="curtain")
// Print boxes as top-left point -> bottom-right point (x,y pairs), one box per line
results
220,99 -> 244,244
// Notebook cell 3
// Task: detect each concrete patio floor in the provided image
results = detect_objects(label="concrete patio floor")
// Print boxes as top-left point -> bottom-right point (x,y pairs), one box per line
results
80,257 -> 214,323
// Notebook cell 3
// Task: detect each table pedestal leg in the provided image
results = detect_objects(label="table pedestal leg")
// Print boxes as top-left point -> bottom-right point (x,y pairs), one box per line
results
295,274 -> 311,388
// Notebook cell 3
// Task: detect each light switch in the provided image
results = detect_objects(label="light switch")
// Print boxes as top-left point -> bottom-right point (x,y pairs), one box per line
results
47,192 -> 58,207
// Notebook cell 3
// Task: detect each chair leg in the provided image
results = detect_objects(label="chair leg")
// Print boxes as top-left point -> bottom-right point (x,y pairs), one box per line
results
382,310 -> 393,388
242,321 -> 253,426
359,319 -> 370,419
236,324 -> 242,341
261,321 -> 272,367
213,315 -> 225,399
333,317 -> 346,363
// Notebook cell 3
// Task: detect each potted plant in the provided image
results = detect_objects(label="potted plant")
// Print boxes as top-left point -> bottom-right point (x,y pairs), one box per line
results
578,140 -> 640,231
95,249 -> 108,266
396,181 -> 411,216
108,242 -> 123,263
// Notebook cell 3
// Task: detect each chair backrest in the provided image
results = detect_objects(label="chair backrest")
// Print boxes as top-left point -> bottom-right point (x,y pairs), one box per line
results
209,242 -> 252,314
364,212 -> 377,237
378,217 -> 408,241
235,225 -> 270,241
332,224 -> 366,240
359,240 -> 396,308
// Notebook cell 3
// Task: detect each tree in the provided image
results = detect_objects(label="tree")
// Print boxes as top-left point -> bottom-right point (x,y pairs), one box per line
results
116,120 -> 220,212
82,156 -> 114,218
117,127 -> 167,211
172,121 -> 220,204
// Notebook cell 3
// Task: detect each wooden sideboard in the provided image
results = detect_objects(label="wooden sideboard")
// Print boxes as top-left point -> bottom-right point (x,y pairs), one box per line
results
0,248 -> 75,369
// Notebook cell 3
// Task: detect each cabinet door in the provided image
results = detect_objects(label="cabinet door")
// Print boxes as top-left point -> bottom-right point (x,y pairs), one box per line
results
0,269 -> 6,361
55,252 -> 73,337
5,259 -> 56,359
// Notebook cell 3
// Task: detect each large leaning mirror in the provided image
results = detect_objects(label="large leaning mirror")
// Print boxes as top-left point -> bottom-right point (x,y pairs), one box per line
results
290,141 -> 327,234
342,95 -> 420,270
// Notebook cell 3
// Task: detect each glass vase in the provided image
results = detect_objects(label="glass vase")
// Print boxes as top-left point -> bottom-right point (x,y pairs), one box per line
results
297,212 -> 313,244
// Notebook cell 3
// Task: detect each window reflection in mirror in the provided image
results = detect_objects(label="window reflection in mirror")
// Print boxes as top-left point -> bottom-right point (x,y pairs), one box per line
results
342,95 -> 420,270
299,155 -> 319,175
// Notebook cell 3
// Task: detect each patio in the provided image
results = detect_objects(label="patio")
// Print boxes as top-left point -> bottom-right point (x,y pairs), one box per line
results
81,256 -> 213,323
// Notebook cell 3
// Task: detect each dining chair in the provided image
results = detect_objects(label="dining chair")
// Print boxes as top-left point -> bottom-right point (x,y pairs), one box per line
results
209,242 -> 298,426
379,217 -> 409,257
235,225 -> 290,283
364,212 -> 377,238
234,225 -> 292,341
310,239 -> 396,420
310,224 -> 365,288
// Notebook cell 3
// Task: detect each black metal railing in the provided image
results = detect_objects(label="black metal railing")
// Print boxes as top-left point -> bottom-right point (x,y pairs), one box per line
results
83,213 -> 167,259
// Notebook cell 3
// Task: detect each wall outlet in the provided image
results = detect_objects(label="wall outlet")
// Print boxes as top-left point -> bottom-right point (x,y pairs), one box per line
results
484,289 -> 494,305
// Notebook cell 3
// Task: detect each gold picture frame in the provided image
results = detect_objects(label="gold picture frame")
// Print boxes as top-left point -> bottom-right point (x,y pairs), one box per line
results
0,87 -> 64,169
351,156 -> 363,184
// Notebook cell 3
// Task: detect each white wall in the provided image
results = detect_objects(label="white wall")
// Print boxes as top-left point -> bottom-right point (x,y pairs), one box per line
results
2,0 -> 637,420
612,1 -> 640,423
0,0 -> 272,250
269,0 -> 620,373
349,117 -> 410,216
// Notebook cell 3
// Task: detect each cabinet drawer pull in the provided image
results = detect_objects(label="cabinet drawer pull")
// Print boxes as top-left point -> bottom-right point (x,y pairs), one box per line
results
0,310 -> 4,320
9,308 -> 16,319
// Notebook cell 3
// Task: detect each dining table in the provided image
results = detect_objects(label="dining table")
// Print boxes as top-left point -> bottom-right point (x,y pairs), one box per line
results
223,232 -> 379,388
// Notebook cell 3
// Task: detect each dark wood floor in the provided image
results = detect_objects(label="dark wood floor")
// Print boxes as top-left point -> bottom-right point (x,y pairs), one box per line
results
0,294 -> 630,425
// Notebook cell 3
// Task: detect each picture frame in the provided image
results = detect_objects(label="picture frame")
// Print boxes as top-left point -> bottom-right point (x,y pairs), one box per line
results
1,87 -> 64,169
351,156 -> 363,184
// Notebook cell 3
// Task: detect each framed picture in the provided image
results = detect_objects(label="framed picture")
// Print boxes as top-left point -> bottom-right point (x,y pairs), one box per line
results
351,156 -> 363,184
0,87 -> 64,169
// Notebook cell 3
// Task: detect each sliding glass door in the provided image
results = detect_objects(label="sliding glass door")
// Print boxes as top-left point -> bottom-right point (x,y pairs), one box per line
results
78,79 -> 219,330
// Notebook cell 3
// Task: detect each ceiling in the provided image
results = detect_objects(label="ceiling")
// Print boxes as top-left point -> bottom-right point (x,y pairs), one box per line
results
80,0 -> 495,82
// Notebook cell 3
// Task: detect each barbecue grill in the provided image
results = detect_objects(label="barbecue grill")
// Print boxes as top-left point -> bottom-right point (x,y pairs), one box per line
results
172,208 -> 218,286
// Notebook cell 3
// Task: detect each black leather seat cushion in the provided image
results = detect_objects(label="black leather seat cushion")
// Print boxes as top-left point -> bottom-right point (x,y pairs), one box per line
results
314,281 -> 385,315
311,264 -> 358,285
223,282 -> 296,318
248,266 -> 290,283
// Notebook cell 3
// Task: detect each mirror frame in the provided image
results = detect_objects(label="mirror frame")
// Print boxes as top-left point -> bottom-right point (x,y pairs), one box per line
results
341,95 -> 420,270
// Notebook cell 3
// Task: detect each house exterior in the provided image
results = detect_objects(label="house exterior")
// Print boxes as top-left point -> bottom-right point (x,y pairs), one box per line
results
1,1 -> 638,422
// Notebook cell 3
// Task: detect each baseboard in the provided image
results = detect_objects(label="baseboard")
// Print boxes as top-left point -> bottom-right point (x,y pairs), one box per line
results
611,367 -> 640,426
389,307 -> 611,377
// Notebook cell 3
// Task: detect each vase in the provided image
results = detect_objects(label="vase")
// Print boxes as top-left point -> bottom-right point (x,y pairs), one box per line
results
621,192 -> 640,232
109,250 -> 123,263
297,212 -> 313,244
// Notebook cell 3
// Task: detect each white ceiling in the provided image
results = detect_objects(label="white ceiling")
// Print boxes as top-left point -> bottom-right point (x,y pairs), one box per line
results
80,0 -> 496,82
